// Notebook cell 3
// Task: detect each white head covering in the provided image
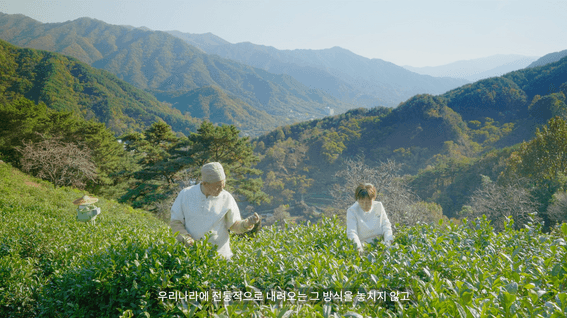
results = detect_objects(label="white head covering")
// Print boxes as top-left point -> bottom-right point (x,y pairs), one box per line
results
201,162 -> 226,183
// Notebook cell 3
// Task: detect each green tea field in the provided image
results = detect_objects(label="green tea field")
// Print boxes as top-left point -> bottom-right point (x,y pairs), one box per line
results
1,162 -> 566,317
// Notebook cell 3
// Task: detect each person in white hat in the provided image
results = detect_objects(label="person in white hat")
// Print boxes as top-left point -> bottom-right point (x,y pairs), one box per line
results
170,162 -> 260,259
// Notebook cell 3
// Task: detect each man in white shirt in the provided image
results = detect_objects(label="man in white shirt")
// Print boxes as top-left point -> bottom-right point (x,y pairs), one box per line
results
346,183 -> 393,256
170,162 -> 260,259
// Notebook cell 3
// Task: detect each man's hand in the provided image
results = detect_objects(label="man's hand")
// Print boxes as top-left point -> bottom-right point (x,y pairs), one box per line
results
171,220 -> 194,247
230,213 -> 261,234
176,233 -> 194,247
245,213 -> 261,229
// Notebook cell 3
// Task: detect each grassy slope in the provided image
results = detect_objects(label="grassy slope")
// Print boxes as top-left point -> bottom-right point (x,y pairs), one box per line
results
0,162 -> 170,316
1,162 -> 567,317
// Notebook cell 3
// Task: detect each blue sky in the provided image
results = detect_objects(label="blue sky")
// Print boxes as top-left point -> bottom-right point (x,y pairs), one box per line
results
1,0 -> 566,67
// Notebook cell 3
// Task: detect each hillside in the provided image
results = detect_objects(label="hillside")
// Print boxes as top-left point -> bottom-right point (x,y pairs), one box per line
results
166,30 -> 229,50
504,56 -> 567,98
167,31 -> 469,107
442,77 -> 528,122
527,49 -> 567,68
1,162 -> 566,317
0,12 -> 356,132
0,39 -> 199,136
0,162 -> 170,316
252,55 -> 567,218
151,85 -> 277,136
404,54 -> 538,82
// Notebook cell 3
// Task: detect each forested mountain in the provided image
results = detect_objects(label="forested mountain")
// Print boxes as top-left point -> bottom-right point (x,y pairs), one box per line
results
0,12 -> 356,134
252,56 -> 567,219
150,85 -> 277,136
166,30 -> 229,50
166,31 -> 469,107
0,39 -> 199,136
0,40 -> 269,203
404,54 -> 538,82
527,49 -> 567,68
1,12 -> 566,231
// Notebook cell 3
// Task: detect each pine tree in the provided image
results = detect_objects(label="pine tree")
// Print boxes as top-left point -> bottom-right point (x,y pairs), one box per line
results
172,121 -> 269,204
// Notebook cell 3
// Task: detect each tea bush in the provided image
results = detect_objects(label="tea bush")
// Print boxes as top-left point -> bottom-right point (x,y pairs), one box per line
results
0,163 -> 169,317
1,162 -> 567,317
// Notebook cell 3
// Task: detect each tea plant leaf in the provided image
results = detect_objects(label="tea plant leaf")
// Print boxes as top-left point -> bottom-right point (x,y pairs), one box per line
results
506,282 -> 519,294
322,303 -> 332,318
423,267 -> 431,279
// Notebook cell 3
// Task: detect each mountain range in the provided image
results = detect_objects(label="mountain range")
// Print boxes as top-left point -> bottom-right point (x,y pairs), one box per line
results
403,54 -> 538,82
527,49 -> 567,68
166,30 -> 469,107
1,10 -> 566,221
253,54 -> 567,217
2,12 -> 549,136
0,12 -> 356,135
0,38 -> 200,136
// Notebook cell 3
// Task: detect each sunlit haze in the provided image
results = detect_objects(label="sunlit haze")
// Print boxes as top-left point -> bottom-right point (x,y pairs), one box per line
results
1,0 -> 566,67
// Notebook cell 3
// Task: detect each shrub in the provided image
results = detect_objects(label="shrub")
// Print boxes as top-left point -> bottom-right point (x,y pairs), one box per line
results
465,175 -> 540,231
17,134 -> 97,189
548,191 -> 567,225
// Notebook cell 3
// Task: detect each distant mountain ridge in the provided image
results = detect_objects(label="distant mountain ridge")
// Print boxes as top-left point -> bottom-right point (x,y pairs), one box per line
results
167,31 -> 469,107
166,30 -> 229,51
403,54 -> 538,82
0,12 -> 355,135
528,49 -> 567,68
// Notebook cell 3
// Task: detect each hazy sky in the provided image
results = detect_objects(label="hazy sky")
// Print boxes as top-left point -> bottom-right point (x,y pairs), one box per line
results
1,0 -> 566,67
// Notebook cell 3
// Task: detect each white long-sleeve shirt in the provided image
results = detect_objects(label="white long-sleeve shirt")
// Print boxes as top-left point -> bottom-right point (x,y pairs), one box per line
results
170,184 -> 241,259
346,201 -> 393,251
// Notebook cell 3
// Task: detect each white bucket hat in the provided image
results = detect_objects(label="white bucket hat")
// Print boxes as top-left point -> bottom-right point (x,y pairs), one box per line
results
201,162 -> 226,183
